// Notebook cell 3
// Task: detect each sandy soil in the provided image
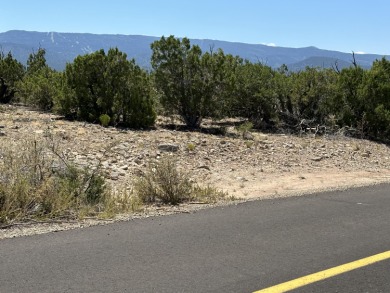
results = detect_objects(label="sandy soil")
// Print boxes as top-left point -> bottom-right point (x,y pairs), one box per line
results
220,169 -> 390,199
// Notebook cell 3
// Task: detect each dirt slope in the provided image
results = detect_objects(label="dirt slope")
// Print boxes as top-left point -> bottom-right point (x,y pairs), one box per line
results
1,105 -> 389,238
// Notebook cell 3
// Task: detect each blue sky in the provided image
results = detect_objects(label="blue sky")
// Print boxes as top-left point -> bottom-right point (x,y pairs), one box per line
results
1,0 -> 389,55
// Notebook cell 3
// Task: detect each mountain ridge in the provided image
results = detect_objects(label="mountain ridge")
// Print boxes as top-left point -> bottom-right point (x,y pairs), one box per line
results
0,30 -> 387,71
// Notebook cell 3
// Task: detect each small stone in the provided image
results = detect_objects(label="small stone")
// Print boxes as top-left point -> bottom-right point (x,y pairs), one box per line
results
0,131 -> 5,136
110,172 -> 119,180
158,144 -> 179,152
243,132 -> 254,140
102,161 -> 110,168
311,156 -> 323,162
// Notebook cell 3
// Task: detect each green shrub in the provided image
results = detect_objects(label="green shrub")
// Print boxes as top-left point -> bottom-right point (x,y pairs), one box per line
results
99,114 -> 111,127
236,121 -> 253,139
187,142 -> 196,151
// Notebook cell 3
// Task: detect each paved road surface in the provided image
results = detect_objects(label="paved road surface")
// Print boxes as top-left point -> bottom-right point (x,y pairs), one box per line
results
1,184 -> 390,292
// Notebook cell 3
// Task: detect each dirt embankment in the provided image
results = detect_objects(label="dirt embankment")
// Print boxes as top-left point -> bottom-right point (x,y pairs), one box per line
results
1,105 -> 389,239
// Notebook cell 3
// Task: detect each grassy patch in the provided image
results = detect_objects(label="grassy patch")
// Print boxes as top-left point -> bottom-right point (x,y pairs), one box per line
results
192,184 -> 227,203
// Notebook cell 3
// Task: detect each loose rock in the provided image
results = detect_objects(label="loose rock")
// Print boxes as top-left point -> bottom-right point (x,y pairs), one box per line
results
158,143 -> 179,152
311,156 -> 323,162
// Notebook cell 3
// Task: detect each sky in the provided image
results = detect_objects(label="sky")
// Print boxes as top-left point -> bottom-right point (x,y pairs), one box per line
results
1,0 -> 389,55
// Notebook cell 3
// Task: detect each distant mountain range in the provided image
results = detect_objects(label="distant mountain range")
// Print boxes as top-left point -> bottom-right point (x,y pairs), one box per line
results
0,30 -> 387,71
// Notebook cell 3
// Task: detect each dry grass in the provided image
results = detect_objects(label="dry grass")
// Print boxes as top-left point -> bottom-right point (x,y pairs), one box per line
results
134,157 -> 226,205
0,135 -> 136,225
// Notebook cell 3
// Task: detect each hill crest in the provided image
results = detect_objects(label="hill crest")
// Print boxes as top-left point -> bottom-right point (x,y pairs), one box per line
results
0,30 -> 387,71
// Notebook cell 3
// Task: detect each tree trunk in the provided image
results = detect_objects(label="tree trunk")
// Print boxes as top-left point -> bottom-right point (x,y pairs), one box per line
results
182,112 -> 202,128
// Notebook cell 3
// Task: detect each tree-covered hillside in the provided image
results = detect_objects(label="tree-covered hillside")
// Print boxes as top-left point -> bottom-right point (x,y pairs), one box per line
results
0,30 -> 387,71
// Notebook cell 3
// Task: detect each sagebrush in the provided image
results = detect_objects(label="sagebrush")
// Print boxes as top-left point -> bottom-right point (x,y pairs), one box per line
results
134,157 -> 225,205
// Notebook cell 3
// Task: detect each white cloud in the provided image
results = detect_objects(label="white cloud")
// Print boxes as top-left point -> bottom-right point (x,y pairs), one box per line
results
355,51 -> 366,54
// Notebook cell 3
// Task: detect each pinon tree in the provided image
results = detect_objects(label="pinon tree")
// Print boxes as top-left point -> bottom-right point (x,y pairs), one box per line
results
360,57 -> 390,139
229,61 -> 279,129
59,47 -> 155,128
151,36 -> 219,128
289,67 -> 338,125
26,48 -> 48,75
0,51 -> 25,103
332,63 -> 366,131
18,48 -> 62,110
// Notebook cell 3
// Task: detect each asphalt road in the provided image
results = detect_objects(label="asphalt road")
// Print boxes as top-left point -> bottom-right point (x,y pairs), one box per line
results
1,184 -> 390,293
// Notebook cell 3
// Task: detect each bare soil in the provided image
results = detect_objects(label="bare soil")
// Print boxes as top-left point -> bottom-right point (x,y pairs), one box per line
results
1,105 -> 389,239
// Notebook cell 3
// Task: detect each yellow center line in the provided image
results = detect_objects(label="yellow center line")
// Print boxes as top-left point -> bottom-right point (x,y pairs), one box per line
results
253,250 -> 390,293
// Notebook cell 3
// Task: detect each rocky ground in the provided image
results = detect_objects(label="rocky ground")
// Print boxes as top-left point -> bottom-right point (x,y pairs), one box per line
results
1,105 -> 390,239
